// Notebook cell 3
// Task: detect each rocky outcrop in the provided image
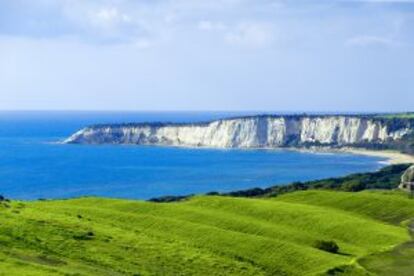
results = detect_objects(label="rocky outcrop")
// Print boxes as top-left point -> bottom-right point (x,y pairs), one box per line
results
64,115 -> 414,149
399,165 -> 414,192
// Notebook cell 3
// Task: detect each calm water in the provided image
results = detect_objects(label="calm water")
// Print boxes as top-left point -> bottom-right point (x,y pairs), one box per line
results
0,111 -> 387,200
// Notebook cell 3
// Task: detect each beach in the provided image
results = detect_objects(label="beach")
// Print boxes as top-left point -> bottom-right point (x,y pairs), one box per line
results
341,148 -> 414,165
287,146 -> 414,165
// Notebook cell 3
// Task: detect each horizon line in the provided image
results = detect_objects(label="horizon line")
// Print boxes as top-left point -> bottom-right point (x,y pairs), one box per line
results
0,109 -> 413,114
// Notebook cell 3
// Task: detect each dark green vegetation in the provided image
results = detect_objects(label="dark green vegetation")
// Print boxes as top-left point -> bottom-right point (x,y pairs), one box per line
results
1,189 -> 414,275
151,164 -> 410,201
314,240 -> 340,254
242,163 -> 411,196
377,113 -> 414,119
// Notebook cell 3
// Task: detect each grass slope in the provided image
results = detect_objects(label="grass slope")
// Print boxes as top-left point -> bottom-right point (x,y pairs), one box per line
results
377,113 -> 414,119
0,190 -> 413,275
276,190 -> 414,225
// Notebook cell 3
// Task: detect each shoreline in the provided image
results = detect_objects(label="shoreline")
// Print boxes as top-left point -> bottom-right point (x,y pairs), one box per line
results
335,148 -> 414,165
278,146 -> 414,165
63,140 -> 414,165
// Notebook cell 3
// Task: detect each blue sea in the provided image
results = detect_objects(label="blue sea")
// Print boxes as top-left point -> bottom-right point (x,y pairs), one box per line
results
0,111 -> 387,200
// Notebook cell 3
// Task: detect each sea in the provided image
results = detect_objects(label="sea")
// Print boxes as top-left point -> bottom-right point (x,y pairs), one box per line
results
0,111 -> 387,200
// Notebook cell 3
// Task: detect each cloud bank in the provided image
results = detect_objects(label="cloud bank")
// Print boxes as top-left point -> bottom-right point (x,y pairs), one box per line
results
0,0 -> 413,111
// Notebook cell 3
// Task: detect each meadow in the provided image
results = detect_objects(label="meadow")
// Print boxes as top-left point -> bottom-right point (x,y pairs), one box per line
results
377,113 -> 414,119
1,189 -> 414,275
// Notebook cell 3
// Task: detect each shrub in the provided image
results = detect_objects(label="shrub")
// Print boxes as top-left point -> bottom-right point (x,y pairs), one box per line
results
206,191 -> 220,196
73,231 -> 95,241
149,195 -> 191,203
314,240 -> 339,254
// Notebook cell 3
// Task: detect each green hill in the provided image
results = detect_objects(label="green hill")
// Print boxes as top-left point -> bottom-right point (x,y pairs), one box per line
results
276,190 -> 414,224
1,190 -> 414,275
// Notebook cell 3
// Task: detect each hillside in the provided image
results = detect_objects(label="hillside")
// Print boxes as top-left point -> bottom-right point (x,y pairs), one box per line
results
1,190 -> 414,275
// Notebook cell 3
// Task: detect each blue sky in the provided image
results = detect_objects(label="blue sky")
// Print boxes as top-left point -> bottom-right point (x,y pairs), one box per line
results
0,0 -> 413,112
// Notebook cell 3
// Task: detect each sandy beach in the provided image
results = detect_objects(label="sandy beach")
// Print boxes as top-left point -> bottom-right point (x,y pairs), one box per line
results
340,147 -> 414,165
286,146 -> 414,165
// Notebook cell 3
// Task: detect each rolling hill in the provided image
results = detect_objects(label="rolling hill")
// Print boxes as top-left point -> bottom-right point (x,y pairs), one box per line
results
1,190 -> 414,275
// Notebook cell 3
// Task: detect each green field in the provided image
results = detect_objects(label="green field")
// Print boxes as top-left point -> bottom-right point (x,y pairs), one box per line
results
377,113 -> 414,119
1,190 -> 414,275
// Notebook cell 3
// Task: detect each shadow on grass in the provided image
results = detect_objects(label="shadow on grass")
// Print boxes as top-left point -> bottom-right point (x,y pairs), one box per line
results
336,252 -> 353,257
358,219 -> 414,276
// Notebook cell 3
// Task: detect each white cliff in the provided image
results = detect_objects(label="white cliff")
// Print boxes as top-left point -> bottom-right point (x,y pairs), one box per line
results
64,116 -> 413,148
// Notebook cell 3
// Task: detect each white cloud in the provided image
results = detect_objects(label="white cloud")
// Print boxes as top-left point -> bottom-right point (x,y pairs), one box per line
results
90,7 -> 132,27
2,0 -> 414,111
346,35 -> 399,47
225,23 -> 274,48
197,20 -> 277,49
0,0 -> 412,49
86,7 -> 136,39
59,3 -> 153,45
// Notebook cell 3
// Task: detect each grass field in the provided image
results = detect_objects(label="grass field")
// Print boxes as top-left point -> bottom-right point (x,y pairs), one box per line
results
1,190 -> 414,275
377,113 -> 414,119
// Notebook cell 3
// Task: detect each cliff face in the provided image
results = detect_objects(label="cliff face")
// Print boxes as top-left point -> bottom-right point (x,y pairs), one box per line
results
64,116 -> 414,149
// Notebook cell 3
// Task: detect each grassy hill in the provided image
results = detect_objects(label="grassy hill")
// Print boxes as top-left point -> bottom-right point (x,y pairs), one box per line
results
1,190 -> 414,275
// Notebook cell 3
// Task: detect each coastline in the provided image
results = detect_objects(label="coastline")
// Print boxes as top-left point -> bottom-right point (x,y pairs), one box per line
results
63,139 -> 414,165
338,147 -> 414,165
281,146 -> 414,165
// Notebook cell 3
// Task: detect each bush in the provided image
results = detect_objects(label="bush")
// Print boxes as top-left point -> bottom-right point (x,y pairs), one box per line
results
206,191 -> 220,196
149,195 -> 191,203
73,231 -> 95,241
314,240 -> 339,254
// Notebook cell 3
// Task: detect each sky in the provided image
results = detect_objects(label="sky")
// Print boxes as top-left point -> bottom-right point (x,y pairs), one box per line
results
0,0 -> 413,112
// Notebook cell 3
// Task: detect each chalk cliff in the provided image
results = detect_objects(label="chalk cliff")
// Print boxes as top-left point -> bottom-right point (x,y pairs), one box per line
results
64,115 -> 414,149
